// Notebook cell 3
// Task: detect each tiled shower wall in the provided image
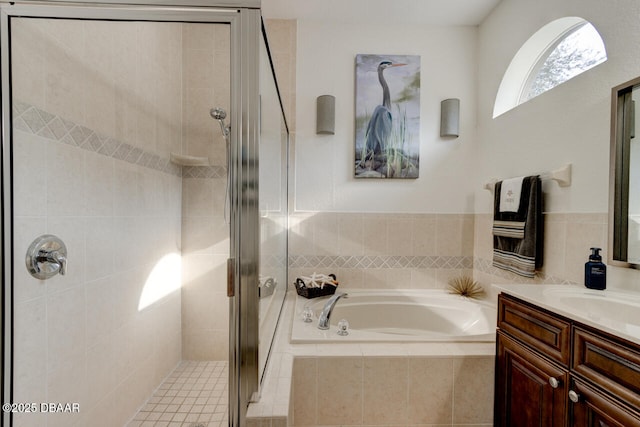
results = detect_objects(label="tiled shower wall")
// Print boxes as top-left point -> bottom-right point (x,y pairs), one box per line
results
180,23 -> 231,361
11,19 -> 183,427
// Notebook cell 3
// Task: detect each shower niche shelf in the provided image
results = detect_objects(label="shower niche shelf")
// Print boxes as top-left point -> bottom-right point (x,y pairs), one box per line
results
170,152 -> 210,166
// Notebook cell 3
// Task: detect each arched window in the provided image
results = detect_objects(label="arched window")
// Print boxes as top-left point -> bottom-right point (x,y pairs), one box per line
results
493,17 -> 607,118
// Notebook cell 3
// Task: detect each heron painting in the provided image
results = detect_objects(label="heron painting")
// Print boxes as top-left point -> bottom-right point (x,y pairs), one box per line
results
355,54 -> 420,178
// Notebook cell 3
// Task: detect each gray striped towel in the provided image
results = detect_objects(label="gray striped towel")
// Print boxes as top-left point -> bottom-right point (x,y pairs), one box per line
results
492,176 -> 543,278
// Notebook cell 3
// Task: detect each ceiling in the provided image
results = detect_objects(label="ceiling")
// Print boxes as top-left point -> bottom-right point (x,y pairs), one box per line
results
261,0 -> 503,26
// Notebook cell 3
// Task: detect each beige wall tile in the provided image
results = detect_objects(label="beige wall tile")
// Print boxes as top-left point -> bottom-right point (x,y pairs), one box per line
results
437,215 -> 465,256
453,357 -> 494,424
313,212 -> 341,256
182,329 -> 228,361
473,213 -> 493,261
337,213 -> 364,256
316,357 -> 363,425
83,71 -> 116,138
363,357 -> 408,424
564,219 -> 607,284
11,19 -> 46,109
13,298 -> 47,425
410,268 -> 438,289
437,268 -> 474,290
408,357 -> 453,424
12,132 -> 48,217
542,218 -> 567,278
292,357 -> 318,426
43,30 -> 87,126
336,268 -> 365,289
183,23 -> 215,51
388,216 -> 415,256
182,216 -> 229,255
47,141 -> 86,217
363,214 -> 389,256
412,214 -> 437,256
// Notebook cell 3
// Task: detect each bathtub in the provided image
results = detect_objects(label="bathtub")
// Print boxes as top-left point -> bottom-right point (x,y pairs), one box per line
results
291,289 -> 496,343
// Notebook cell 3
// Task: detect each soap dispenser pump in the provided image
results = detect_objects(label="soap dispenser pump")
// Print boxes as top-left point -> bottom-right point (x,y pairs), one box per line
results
585,247 -> 606,290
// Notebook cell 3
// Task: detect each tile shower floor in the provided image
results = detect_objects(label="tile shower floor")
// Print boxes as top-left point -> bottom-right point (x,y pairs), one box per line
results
127,360 -> 228,427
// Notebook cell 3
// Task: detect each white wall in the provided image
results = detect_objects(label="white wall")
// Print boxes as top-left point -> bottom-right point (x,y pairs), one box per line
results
294,20 -> 479,213
476,0 -> 640,290
292,0 -> 640,215
476,0 -> 640,214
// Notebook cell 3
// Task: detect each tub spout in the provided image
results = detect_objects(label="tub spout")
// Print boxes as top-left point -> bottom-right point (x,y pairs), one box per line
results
317,292 -> 348,330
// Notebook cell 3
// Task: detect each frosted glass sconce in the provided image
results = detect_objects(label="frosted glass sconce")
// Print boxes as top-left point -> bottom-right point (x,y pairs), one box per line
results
440,98 -> 460,138
316,95 -> 335,135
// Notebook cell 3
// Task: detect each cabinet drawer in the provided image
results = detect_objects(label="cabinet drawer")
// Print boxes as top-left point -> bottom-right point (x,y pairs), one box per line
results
573,326 -> 640,411
498,294 -> 571,366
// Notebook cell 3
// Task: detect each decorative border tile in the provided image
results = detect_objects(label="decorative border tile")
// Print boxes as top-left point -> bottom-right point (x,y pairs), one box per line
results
288,254 -> 576,284
262,253 -> 287,269
183,165 -> 227,179
288,255 -> 473,269
13,100 -> 182,177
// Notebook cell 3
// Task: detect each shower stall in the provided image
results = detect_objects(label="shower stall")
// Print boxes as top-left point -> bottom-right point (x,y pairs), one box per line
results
0,1 -> 288,426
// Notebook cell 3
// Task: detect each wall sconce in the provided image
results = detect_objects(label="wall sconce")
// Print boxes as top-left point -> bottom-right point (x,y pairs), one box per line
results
316,95 -> 335,135
440,98 -> 460,138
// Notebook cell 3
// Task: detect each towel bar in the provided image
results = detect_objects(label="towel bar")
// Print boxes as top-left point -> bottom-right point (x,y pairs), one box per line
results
483,163 -> 572,191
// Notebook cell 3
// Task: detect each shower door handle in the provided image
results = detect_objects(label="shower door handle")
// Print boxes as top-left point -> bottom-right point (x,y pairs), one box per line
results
227,257 -> 235,297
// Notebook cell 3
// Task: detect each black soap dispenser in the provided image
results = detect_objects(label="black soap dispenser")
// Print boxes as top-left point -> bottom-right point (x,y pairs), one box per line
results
585,247 -> 606,290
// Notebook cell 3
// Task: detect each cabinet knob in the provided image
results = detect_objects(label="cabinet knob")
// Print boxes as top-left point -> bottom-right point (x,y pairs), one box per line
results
568,390 -> 580,403
548,377 -> 560,389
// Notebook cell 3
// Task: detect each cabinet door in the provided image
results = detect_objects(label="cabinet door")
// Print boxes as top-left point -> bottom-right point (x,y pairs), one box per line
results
495,331 -> 568,427
570,378 -> 640,427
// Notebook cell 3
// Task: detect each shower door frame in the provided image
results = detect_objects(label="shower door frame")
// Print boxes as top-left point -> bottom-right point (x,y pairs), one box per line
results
0,2 -> 261,426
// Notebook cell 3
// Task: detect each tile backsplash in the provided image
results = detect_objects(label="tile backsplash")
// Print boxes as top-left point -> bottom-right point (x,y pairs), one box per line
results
289,211 -> 609,293
289,212 -> 475,290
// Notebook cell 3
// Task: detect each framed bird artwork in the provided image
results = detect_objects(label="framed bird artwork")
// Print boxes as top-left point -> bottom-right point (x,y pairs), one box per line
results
354,53 -> 420,179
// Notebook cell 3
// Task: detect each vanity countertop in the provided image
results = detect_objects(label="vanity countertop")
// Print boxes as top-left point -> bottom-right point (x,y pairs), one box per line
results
492,283 -> 640,346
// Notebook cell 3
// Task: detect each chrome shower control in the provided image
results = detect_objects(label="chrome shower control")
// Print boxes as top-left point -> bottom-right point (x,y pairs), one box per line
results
26,234 -> 67,280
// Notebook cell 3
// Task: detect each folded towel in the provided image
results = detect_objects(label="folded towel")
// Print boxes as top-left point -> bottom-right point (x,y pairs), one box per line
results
499,176 -> 524,212
492,176 -> 543,278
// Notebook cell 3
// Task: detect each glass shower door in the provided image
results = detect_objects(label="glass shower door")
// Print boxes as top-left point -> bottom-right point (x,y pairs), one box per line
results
0,3 -> 261,426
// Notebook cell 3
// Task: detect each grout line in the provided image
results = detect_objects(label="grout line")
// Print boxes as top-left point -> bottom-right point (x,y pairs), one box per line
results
126,360 -> 229,427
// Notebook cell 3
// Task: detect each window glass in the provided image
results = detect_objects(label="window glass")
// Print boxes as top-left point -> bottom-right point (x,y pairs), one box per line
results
523,22 -> 607,101
493,18 -> 607,118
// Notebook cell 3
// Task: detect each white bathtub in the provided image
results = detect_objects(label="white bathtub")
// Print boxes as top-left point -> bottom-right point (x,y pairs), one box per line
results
291,289 -> 496,343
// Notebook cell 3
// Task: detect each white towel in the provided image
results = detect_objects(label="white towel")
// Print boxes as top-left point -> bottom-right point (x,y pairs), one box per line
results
499,176 -> 525,212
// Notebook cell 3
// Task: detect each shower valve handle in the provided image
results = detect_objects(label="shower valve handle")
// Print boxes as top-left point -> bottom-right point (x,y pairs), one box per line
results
42,250 -> 67,275
26,235 -> 68,280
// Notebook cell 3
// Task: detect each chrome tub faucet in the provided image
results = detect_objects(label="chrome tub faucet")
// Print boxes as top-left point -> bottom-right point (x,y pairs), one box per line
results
317,292 -> 348,330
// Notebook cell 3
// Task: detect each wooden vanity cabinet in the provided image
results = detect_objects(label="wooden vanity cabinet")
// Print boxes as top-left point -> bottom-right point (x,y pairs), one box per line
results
495,293 -> 640,427
495,294 -> 570,426
495,331 -> 568,426
570,377 -> 639,427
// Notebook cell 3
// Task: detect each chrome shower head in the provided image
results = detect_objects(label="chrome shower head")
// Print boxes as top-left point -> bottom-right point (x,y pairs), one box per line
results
210,107 -> 230,139
210,107 -> 227,121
